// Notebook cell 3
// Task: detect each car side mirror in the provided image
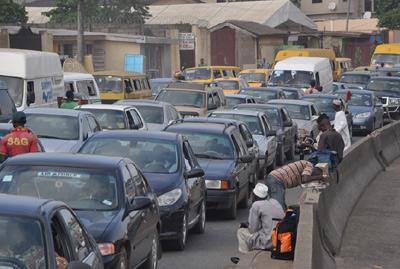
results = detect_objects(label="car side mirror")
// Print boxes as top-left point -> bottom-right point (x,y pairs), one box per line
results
239,155 -> 253,163
128,196 -> 152,211
67,261 -> 93,269
185,167 -> 204,179
267,130 -> 276,137
27,90 -> 35,106
283,121 -> 292,127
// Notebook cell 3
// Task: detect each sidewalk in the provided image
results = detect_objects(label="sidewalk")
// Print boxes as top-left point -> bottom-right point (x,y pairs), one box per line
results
337,158 -> 400,268
224,251 -> 292,269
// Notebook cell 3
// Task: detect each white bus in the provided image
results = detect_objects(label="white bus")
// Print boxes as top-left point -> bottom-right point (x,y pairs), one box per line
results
63,72 -> 101,104
0,49 -> 64,111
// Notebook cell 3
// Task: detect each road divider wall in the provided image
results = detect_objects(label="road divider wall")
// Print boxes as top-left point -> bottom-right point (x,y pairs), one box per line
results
294,121 -> 400,269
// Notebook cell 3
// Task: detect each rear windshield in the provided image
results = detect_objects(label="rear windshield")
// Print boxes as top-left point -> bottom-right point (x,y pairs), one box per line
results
134,106 -> 164,124
95,76 -> 122,92
156,90 -> 205,108
217,81 -> 239,90
26,114 -> 79,140
340,74 -> 370,85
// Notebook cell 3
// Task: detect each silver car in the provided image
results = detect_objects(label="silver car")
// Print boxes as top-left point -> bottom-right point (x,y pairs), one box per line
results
24,108 -> 101,152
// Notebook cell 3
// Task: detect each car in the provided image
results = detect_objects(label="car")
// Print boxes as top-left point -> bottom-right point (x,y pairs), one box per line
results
225,94 -> 257,108
235,104 -> 297,166
365,76 -> 400,120
155,82 -> 225,117
0,153 -> 161,269
302,94 -> 353,136
78,130 -> 206,250
0,81 -> 17,123
339,71 -> 371,89
268,99 -> 320,142
277,87 -> 304,100
149,78 -> 175,97
114,100 -> 181,131
215,78 -> 249,95
164,120 -> 253,219
336,89 -> 384,134
208,110 -> 278,177
75,104 -> 147,131
179,117 -> 259,186
239,87 -> 286,104
370,68 -> 400,78
0,194 -> 103,269
0,123 -> 46,152
24,108 -> 102,153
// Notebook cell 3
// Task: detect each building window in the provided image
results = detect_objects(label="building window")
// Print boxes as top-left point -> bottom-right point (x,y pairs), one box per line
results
364,0 -> 378,12
63,44 -> 73,58
86,44 -> 93,55
312,0 -> 322,3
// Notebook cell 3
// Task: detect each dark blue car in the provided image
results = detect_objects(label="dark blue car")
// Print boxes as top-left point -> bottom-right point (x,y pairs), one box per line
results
78,130 -> 206,251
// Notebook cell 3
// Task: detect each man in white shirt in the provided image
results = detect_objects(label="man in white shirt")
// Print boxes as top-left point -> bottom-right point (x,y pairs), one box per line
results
332,99 -> 351,151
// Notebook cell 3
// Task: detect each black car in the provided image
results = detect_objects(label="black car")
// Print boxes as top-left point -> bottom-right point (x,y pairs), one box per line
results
78,130 -> 206,251
235,104 -> 297,165
239,87 -> 286,104
0,81 -> 17,123
164,121 -> 253,219
0,194 -> 103,269
0,153 -> 161,269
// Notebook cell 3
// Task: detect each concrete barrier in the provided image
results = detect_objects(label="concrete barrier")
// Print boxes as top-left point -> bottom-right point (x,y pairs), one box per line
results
294,121 -> 400,269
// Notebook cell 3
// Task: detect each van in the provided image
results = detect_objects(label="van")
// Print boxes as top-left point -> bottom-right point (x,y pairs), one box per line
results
274,49 -> 337,80
0,49 -> 64,111
183,66 -> 241,84
335,58 -> 352,79
270,57 -> 333,93
93,71 -> 151,104
63,72 -> 101,104
0,80 -> 17,123
371,44 -> 400,68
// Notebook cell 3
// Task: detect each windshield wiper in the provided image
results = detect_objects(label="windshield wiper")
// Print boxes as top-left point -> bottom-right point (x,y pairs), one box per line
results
37,135 -> 63,139
195,153 -> 223,160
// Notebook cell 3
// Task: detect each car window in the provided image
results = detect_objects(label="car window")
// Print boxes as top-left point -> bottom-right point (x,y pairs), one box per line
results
213,92 -> 221,107
51,214 -> 74,262
130,109 -> 144,129
183,141 -> 195,171
231,131 -> 247,157
81,116 -> 90,141
87,116 -> 101,132
213,70 -> 222,79
311,105 -> 318,116
76,81 -> 97,97
122,165 -> 136,200
127,163 -> 147,196
134,106 -> 164,124
261,116 -> 272,132
239,124 -> 253,146
207,93 -> 214,107
0,90 -> 16,115
169,106 -> 180,121
58,209 -> 93,261
64,82 -> 74,92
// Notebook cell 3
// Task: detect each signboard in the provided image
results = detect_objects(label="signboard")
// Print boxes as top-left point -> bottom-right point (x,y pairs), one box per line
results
179,33 -> 195,50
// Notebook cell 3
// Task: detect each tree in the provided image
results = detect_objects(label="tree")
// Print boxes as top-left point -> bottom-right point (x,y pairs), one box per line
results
0,0 -> 26,24
377,0 -> 400,30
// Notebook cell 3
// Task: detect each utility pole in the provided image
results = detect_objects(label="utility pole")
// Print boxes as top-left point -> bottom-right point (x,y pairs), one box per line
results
345,0 -> 351,32
77,0 -> 84,64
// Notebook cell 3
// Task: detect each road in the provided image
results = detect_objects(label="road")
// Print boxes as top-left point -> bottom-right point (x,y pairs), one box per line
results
159,135 -> 364,269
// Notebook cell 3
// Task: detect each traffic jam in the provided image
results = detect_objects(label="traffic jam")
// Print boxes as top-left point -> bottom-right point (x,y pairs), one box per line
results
0,44 -> 399,269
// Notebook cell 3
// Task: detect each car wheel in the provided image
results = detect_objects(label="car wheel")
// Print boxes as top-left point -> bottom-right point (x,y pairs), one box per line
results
193,199 -> 206,234
117,248 -> 128,269
225,191 -> 237,220
285,142 -> 295,161
143,232 -> 159,269
170,213 -> 188,251
238,185 -> 249,209
276,145 -> 285,166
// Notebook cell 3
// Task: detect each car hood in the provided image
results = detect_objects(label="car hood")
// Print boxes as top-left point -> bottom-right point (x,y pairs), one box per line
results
39,139 -> 79,153
76,210 -> 119,242
348,106 -> 373,115
197,158 -> 235,179
146,123 -> 165,131
372,90 -> 400,98
143,172 -> 181,195
294,119 -> 313,132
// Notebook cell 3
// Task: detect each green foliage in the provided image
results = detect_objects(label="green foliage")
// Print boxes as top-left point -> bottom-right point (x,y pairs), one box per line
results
0,0 -> 26,24
377,0 -> 400,30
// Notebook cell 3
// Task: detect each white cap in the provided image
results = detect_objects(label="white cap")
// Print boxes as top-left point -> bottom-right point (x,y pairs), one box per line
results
253,183 -> 269,199
332,99 -> 341,106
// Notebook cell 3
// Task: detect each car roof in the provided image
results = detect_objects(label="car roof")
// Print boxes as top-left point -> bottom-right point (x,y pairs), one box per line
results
242,87 -> 281,92
336,89 -> 374,95
90,130 -> 180,142
165,122 -> 234,135
268,99 -> 314,106
24,108 -> 86,116
150,78 -> 175,82
370,76 -> 400,81
93,70 -> 145,77
236,103 -> 282,110
64,72 -> 95,80
76,104 -> 132,111
225,94 -> 251,99
342,71 -> 371,75
0,123 -> 13,130
303,94 -> 338,99
212,109 -> 262,117
5,153 -> 125,169
181,117 -> 243,127
115,99 -> 167,107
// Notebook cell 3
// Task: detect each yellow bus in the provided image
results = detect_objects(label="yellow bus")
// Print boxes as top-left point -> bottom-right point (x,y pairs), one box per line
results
371,44 -> 400,68
335,58 -> 352,79
93,71 -> 151,104
183,66 -> 241,84
239,69 -> 271,87
215,77 -> 249,95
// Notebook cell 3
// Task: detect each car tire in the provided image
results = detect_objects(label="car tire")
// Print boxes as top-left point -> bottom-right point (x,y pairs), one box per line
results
276,145 -> 285,166
285,142 -> 295,161
143,232 -> 159,269
193,199 -> 206,234
171,213 -> 188,251
238,185 -> 249,209
117,248 -> 128,269
225,191 -> 237,220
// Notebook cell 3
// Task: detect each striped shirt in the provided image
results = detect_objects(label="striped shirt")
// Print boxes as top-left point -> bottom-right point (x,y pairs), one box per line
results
270,160 -> 314,188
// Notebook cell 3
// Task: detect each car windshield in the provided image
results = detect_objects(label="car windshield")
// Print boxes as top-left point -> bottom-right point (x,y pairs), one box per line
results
149,80 -> 171,96
371,54 -> 400,66
176,131 -> 234,160
95,76 -> 122,92
156,90 -> 205,108
304,97 -> 335,113
339,93 -> 372,106
283,90 -> 299,99
367,79 -> 400,92
239,73 -> 266,82
0,215 -> 46,269
80,138 -> 179,174
340,74 -> 370,85
240,89 -> 277,102
0,166 -> 119,211
276,104 -> 310,120
270,70 -> 313,87
80,109 -> 126,130
134,106 -> 164,124
0,76 -> 23,107
26,114 -> 79,140
184,69 -> 212,80
226,97 -> 245,108
210,113 -> 264,135
216,81 -> 239,90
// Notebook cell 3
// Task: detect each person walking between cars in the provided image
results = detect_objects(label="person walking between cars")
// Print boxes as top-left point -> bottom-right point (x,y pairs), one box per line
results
304,80 -> 319,95
331,100 -> 351,151
0,112 -> 39,162
60,90 -> 78,109
237,183 -> 284,253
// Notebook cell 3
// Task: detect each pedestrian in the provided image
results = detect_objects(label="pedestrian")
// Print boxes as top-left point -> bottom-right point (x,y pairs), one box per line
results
317,113 -> 345,161
0,112 -> 39,162
332,100 -> 351,151
265,161 -> 324,210
304,80 -> 318,95
237,183 -> 284,253
61,90 -> 78,109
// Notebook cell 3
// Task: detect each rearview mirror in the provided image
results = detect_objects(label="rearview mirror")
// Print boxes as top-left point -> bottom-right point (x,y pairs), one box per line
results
128,196 -> 152,211
67,262 -> 93,269
185,167 -> 204,178
283,121 -> 292,127
267,130 -> 276,137
239,155 -> 253,163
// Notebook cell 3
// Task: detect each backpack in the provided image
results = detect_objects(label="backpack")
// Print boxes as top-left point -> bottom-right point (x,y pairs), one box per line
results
271,206 -> 300,260
308,150 -> 339,173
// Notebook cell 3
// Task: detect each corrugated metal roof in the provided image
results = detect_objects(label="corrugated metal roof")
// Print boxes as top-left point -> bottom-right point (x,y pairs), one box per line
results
316,18 -> 382,33
210,20 -> 286,36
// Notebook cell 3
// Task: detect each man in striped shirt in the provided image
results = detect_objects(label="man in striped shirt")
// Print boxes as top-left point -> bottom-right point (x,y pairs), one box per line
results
265,160 -> 323,210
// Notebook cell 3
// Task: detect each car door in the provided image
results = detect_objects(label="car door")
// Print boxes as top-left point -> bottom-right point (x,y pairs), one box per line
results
280,108 -> 294,151
261,115 -> 277,164
231,131 -> 250,199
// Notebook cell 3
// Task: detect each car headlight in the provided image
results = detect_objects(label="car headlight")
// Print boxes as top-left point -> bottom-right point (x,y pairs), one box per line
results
157,188 -> 182,206
354,112 -> 371,119
98,243 -> 115,256
388,98 -> 400,106
205,179 -> 229,189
